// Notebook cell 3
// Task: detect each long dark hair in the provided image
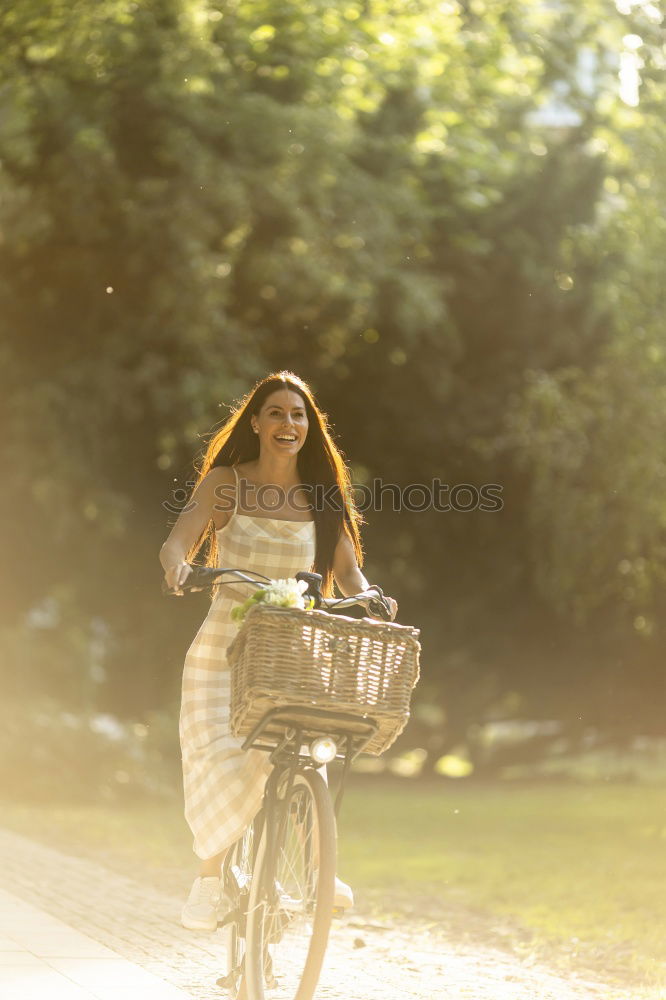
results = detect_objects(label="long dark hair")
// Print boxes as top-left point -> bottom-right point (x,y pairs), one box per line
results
184,371 -> 364,597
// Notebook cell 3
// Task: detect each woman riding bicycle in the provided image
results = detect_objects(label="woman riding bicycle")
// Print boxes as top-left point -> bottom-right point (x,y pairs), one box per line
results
159,371 -> 398,931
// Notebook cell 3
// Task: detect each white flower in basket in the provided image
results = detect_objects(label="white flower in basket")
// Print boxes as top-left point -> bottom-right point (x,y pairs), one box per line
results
231,577 -> 313,625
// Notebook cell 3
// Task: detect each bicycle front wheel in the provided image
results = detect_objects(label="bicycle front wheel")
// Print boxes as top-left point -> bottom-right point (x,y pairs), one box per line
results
219,822 -> 256,998
245,770 -> 336,1000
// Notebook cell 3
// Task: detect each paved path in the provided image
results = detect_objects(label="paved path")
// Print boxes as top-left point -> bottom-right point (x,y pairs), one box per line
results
0,827 -> 658,1000
0,887 -> 189,1000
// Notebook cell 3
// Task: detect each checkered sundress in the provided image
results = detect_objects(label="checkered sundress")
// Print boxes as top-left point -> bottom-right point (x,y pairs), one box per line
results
179,466 -> 316,860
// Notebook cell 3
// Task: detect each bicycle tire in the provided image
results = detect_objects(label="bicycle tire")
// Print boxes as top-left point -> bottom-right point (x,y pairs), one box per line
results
219,824 -> 255,999
245,770 -> 336,1000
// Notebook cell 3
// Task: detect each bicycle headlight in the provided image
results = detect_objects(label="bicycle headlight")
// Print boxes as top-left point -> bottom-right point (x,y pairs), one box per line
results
310,736 -> 338,764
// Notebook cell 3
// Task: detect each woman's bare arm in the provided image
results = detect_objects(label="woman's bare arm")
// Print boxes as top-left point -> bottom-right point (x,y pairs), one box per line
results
332,529 -> 398,619
332,530 -> 370,597
160,466 -> 235,590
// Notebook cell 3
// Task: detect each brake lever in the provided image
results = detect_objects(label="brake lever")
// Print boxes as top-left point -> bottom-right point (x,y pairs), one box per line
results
161,566 -> 224,596
367,597 -> 391,621
365,586 -> 391,621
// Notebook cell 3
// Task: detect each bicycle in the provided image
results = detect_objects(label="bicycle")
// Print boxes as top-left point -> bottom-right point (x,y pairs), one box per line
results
164,565 -> 420,1000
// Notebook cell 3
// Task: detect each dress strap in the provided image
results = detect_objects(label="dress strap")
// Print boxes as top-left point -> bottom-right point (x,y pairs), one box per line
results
231,465 -> 240,515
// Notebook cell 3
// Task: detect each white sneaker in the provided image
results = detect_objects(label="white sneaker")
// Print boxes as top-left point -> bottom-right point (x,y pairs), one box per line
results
334,876 -> 354,910
275,880 -> 304,912
181,876 -> 222,931
273,877 -> 353,911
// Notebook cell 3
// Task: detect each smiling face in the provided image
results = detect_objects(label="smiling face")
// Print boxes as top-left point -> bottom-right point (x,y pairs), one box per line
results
250,389 -> 309,456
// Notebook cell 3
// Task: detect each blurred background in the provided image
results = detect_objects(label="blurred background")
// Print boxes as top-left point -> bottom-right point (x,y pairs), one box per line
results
1,0 -> 665,987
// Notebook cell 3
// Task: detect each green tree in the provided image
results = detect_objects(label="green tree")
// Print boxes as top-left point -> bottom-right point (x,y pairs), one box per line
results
2,0 -> 665,761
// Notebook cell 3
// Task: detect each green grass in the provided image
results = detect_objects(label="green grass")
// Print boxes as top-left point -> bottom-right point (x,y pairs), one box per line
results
337,779 -> 666,987
2,779 -> 665,991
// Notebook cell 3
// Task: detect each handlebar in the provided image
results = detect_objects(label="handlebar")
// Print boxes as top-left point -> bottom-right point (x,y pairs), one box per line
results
162,566 -> 394,621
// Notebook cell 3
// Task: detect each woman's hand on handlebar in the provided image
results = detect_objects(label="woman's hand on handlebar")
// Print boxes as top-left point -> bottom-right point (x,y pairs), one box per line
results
363,587 -> 398,621
164,561 -> 193,596
384,595 -> 398,621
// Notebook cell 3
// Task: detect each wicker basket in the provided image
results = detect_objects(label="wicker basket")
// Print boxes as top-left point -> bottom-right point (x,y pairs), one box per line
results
227,603 -> 420,756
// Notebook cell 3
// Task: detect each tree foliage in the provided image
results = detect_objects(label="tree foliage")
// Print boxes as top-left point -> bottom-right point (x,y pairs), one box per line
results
2,0 -> 665,757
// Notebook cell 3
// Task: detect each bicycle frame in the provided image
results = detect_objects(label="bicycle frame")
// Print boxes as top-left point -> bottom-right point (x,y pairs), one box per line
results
232,700 -> 376,952
241,704 -> 379,819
